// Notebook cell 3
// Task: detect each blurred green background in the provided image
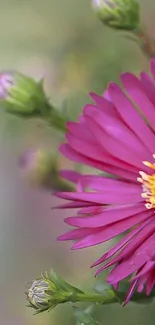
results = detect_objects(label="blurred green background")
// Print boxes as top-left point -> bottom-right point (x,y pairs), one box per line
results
0,0 -> 155,324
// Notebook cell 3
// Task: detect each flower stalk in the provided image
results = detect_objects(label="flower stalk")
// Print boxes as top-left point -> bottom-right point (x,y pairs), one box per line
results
92,0 -> 155,59
133,28 -> 155,58
26,270 -> 117,314
92,0 -> 140,31
26,270 -> 155,314
71,291 -> 116,304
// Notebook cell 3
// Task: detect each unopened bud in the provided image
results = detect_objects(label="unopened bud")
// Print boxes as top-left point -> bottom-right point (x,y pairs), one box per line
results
26,270 -> 84,313
0,72 -> 51,117
19,148 -> 73,190
19,148 -> 52,186
92,0 -> 140,31
27,278 -> 53,312
0,71 -> 67,132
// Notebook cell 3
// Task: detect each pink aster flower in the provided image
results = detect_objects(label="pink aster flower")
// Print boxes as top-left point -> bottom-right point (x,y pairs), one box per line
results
56,58 -> 155,305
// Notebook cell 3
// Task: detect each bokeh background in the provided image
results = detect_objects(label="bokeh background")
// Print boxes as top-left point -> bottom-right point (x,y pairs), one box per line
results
0,0 -> 155,324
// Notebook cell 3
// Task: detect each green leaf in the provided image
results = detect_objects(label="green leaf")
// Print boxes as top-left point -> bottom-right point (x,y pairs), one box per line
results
74,307 -> 99,325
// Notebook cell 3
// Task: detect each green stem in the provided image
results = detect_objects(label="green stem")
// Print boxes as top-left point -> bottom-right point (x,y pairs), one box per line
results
71,291 -> 117,305
42,102 -> 67,133
48,108 -> 67,132
133,27 -> 155,58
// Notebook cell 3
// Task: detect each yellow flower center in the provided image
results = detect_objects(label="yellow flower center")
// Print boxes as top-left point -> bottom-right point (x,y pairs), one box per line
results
138,156 -> 155,209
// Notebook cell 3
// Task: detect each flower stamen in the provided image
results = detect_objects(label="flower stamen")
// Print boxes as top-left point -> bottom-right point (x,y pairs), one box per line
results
138,158 -> 155,209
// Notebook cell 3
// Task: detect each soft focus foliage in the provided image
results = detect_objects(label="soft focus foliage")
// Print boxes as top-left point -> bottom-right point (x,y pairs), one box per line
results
1,0 -> 155,325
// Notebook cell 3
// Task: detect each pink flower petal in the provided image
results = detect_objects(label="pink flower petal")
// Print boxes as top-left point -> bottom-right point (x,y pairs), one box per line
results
140,72 -> 155,106
66,132 -> 107,163
137,283 -> 144,293
66,126 -> 139,174
102,89 -> 112,102
84,115 -> 144,171
121,72 -> 155,130
71,210 -> 151,249
150,58 -> 155,80
58,227 -> 98,241
77,206 -> 103,214
146,272 -> 155,295
123,281 -> 138,306
101,215 -> 155,268
55,182 -> 142,205
54,201 -> 96,209
89,92 -> 117,117
131,261 -> 155,282
65,203 -> 145,228
76,175 -> 137,191
84,105 -> 152,168
108,82 -> 155,155
95,215 -> 154,275
107,231 -> 155,283
60,143 -> 138,182
59,144 -> 106,172
66,121 -> 96,143
92,216 -> 152,267
60,170 -> 81,184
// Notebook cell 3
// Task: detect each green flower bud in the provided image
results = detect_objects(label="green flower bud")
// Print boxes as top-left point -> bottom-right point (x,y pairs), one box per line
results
0,72 -> 51,117
26,271 -> 155,315
0,72 -> 67,132
26,270 -> 84,313
92,0 -> 140,31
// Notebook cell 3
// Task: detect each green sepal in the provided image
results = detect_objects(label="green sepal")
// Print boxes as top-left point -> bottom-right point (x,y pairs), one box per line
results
49,269 -> 84,294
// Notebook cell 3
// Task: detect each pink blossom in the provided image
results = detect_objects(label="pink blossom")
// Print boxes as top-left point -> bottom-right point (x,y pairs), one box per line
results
56,58 -> 155,304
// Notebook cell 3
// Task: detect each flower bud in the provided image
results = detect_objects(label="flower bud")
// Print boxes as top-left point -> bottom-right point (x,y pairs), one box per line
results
92,0 -> 140,31
26,270 -> 84,313
27,278 -> 53,312
0,71 -> 67,132
19,148 -> 72,190
19,148 -> 53,187
0,72 -> 51,117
